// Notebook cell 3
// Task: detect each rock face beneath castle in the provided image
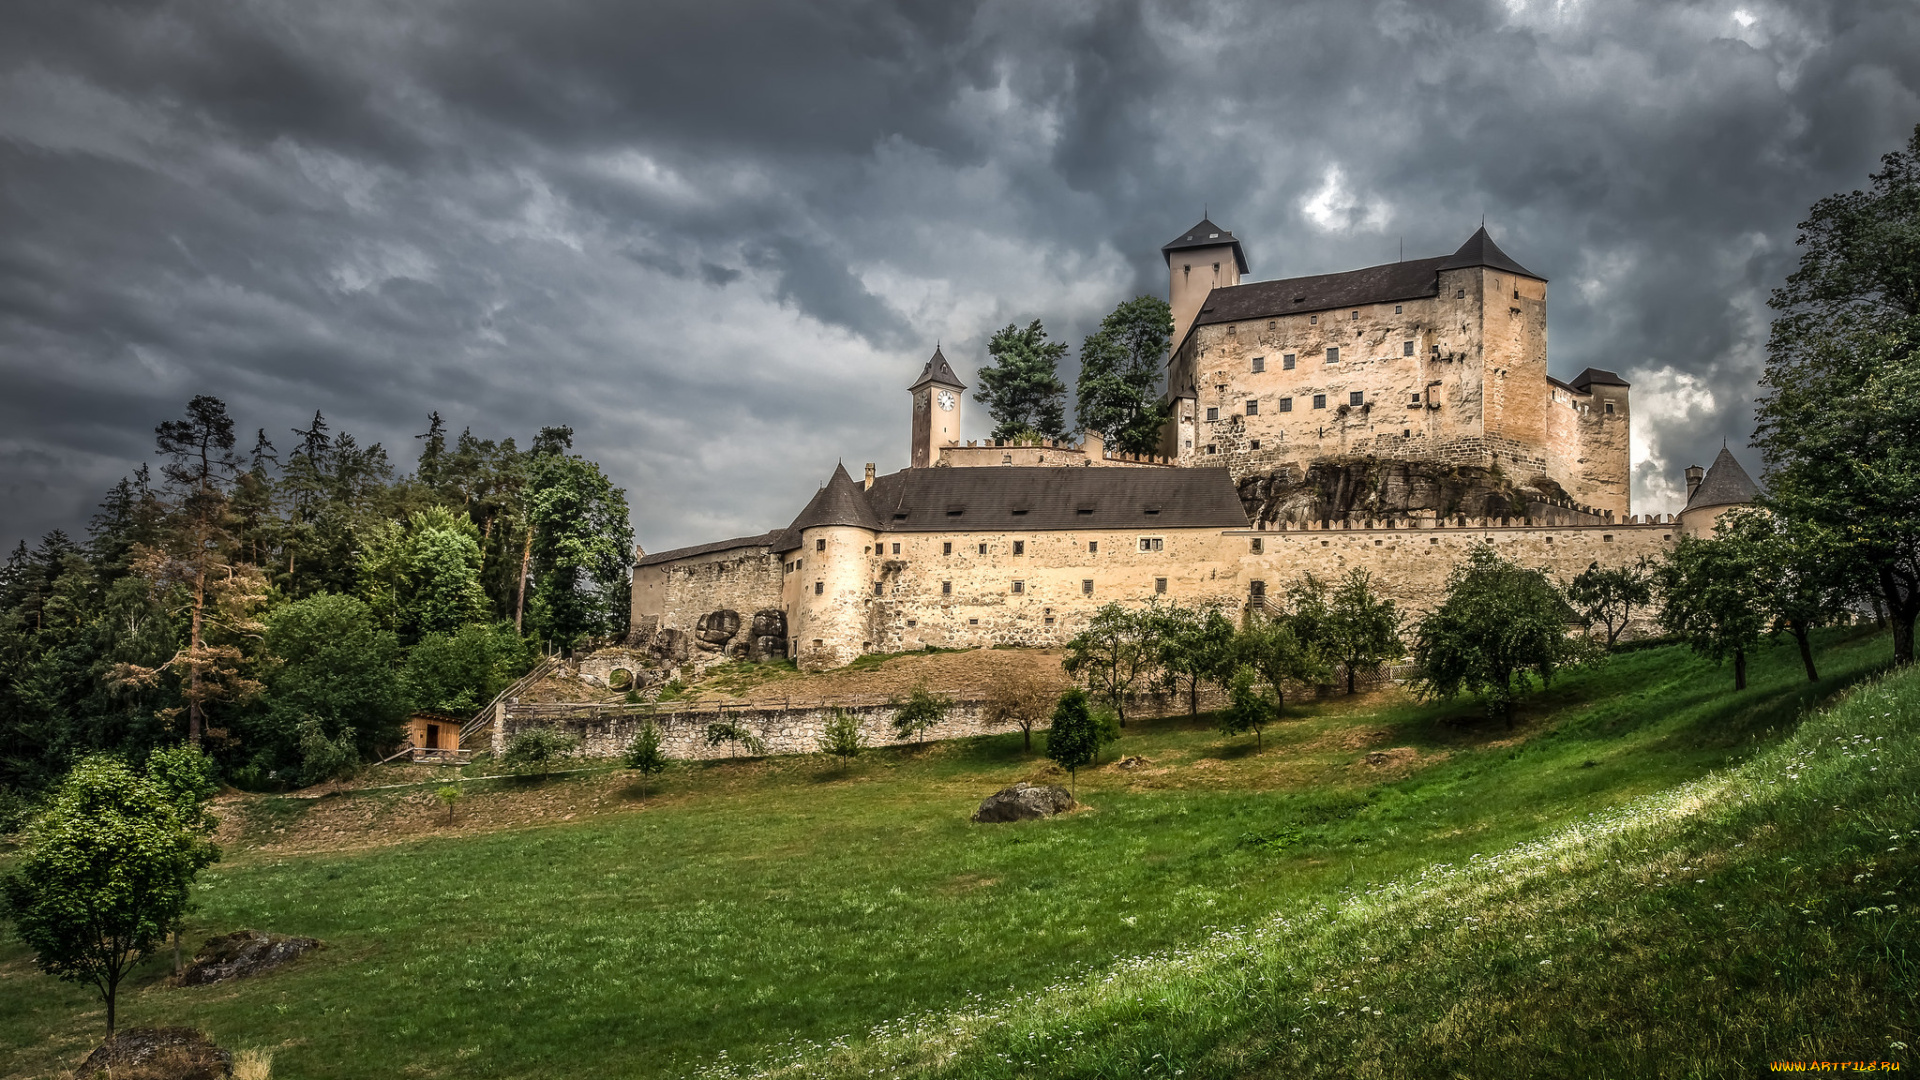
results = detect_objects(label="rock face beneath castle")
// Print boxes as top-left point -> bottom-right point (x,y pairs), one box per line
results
1237,458 -> 1609,527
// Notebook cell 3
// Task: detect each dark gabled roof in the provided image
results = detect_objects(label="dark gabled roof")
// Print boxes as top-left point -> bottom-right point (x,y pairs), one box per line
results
908,346 -> 965,392
1190,226 -> 1542,330
861,466 -> 1247,535
1162,217 -> 1250,274
636,530 -> 782,568
1570,367 -> 1629,391
1437,225 -> 1539,280
1684,447 -> 1760,512
772,463 -> 885,549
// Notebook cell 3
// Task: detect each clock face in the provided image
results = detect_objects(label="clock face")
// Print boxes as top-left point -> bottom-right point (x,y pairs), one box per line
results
937,390 -> 956,412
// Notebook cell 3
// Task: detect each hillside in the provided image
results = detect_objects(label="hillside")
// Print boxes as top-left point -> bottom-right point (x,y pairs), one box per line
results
0,629 -> 1910,1078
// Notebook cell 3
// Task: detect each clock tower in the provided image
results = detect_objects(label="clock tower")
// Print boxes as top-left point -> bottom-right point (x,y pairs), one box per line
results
908,346 -> 966,469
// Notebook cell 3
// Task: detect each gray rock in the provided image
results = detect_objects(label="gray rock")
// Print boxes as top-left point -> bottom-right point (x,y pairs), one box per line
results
695,609 -> 742,645
73,1028 -> 231,1079
971,783 -> 1076,823
749,608 -> 787,639
179,930 -> 321,987
649,628 -> 691,663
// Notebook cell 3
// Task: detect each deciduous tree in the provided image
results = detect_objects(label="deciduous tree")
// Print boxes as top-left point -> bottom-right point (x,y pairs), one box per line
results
1076,297 -> 1174,455
1568,558 -> 1655,648
1044,687 -> 1102,793
1411,546 -> 1594,725
1324,569 -> 1405,694
891,683 -> 950,743
1657,533 -> 1771,690
1063,603 -> 1156,727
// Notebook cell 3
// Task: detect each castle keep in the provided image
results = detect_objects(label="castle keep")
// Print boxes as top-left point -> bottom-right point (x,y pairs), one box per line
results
632,221 -> 1749,670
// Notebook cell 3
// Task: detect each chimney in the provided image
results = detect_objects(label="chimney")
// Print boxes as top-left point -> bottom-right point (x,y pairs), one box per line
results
1684,464 -> 1704,502
1082,429 -> 1105,460
863,463 -> 876,490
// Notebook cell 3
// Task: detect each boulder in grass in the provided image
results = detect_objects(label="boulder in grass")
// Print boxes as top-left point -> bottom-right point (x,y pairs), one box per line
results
971,783 -> 1076,823
73,1027 -> 231,1079
179,930 -> 321,986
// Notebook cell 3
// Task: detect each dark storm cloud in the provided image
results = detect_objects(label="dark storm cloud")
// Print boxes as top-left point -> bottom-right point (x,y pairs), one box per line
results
1,0 -> 1917,553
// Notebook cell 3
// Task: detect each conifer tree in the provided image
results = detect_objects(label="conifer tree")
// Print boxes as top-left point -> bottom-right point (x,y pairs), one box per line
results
974,321 -> 1070,440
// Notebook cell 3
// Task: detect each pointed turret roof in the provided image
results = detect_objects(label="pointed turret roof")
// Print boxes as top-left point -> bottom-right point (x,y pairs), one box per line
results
1684,446 -> 1760,512
1161,217 -> 1250,273
908,346 -> 965,392
1437,225 -> 1541,280
772,463 -> 884,549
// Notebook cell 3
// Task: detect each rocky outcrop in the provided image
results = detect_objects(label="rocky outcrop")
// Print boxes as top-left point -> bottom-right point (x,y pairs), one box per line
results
1238,459 -> 1582,526
179,930 -> 321,987
73,1028 -> 231,1079
746,609 -> 787,663
971,783 -> 1077,823
695,609 -> 742,646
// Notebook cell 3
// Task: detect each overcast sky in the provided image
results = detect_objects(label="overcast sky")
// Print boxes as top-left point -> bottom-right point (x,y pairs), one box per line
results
2,0 -> 1916,555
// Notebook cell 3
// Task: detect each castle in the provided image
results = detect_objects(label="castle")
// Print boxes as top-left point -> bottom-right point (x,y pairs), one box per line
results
631,220 -> 1753,670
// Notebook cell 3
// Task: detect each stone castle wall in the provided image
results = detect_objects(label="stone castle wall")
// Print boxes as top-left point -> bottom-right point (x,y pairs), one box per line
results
632,545 -> 784,651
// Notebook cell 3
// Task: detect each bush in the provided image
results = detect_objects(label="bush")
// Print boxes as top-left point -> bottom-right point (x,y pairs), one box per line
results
705,722 -> 766,757
502,727 -> 582,770
624,722 -> 668,797
818,709 -> 865,768
891,684 -> 950,743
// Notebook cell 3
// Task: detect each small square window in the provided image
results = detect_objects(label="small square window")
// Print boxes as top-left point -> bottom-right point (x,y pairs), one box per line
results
906,619 -> 917,627
1395,304 -> 1403,314
968,618 -> 979,626
1082,579 -> 1094,595
1249,440 -> 1260,450
1283,353 -> 1296,370
1012,580 -> 1024,594
1252,356 -> 1265,372
1326,347 -> 1340,364
814,581 -> 824,595
1013,540 -> 1025,555
1411,392 -> 1422,404
1310,315 -> 1318,325
1350,310 -> 1359,321
978,543 -> 988,555
1313,394 -> 1327,409
1088,541 -> 1098,554
1206,406 -> 1219,421
1154,577 -> 1168,594
1044,616 -> 1054,626
942,541 -> 952,555
1279,397 -> 1293,412
1249,580 -> 1266,599
1605,401 -> 1615,415
891,542 -> 900,554
1245,400 -> 1259,416
816,538 -> 826,552
1603,534 -> 1614,543
1138,537 -> 1165,552
1250,537 -> 1263,554
942,580 -> 952,595
1403,340 -> 1414,356
1456,288 -> 1466,298
874,581 -> 883,595
1350,391 -> 1365,406
1206,444 -> 1217,454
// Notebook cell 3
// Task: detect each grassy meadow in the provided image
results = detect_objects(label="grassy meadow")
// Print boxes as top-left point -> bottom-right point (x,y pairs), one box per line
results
0,627 -> 1912,1078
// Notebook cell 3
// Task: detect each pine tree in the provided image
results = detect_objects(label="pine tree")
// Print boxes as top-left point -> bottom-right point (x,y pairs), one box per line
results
974,321 -> 1070,440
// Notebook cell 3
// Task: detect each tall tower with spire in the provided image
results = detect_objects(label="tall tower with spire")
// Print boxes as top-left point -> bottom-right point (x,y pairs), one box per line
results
908,346 -> 966,469
1162,217 -> 1249,347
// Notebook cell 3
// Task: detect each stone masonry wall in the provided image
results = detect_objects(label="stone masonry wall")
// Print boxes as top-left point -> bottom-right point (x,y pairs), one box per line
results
632,546 -> 784,652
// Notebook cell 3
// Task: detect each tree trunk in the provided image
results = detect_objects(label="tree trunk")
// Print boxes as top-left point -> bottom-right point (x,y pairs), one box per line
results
1346,662 -> 1356,695
514,526 -> 533,635
1188,678 -> 1197,717
105,971 -> 117,1037
1792,622 -> 1819,683
187,564 -> 206,745
173,929 -> 181,975
1733,647 -> 1747,691
1022,724 -> 1031,753
1882,566 -> 1917,666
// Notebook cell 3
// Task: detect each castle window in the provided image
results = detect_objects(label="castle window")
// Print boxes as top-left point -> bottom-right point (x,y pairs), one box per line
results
892,542 -> 901,554
1245,400 -> 1259,416
1350,391 -> 1365,406
1310,315 -> 1317,325
1250,538 -> 1263,554
816,538 -> 826,552
1279,397 -> 1293,412
1138,537 -> 1165,552
1249,440 -> 1260,450
1514,289 -> 1520,299
814,581 -> 824,595
1404,340 -> 1414,356
1213,262 -> 1220,273
1206,407 -> 1219,422
1411,392 -> 1421,404
1003,454 -> 1012,464
969,618 -> 979,625
1269,321 -> 1276,329
1012,580 -> 1025,594
1456,289 -> 1466,298
1283,353 -> 1296,369
813,639 -> 823,649
1082,580 -> 1094,595
1395,305 -> 1403,314
1227,325 -> 1236,335
1044,616 -> 1054,626
874,582 -> 884,595
1605,401 -> 1615,415
978,543 -> 988,555
942,581 -> 952,594
1351,311 -> 1359,321
906,619 -> 917,627
1313,394 -> 1327,409
943,542 -> 952,555
1252,356 -> 1265,372
1249,580 -> 1266,600
1013,541 -> 1025,555
1155,578 -> 1168,594
1326,347 -> 1340,364
1088,541 -> 1098,553
1206,445 -> 1217,454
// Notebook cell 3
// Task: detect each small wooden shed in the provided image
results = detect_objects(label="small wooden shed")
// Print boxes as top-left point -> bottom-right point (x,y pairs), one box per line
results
405,712 -> 469,763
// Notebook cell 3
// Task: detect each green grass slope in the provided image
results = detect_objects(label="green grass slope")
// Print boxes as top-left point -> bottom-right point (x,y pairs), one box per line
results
0,628 -> 1907,1078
